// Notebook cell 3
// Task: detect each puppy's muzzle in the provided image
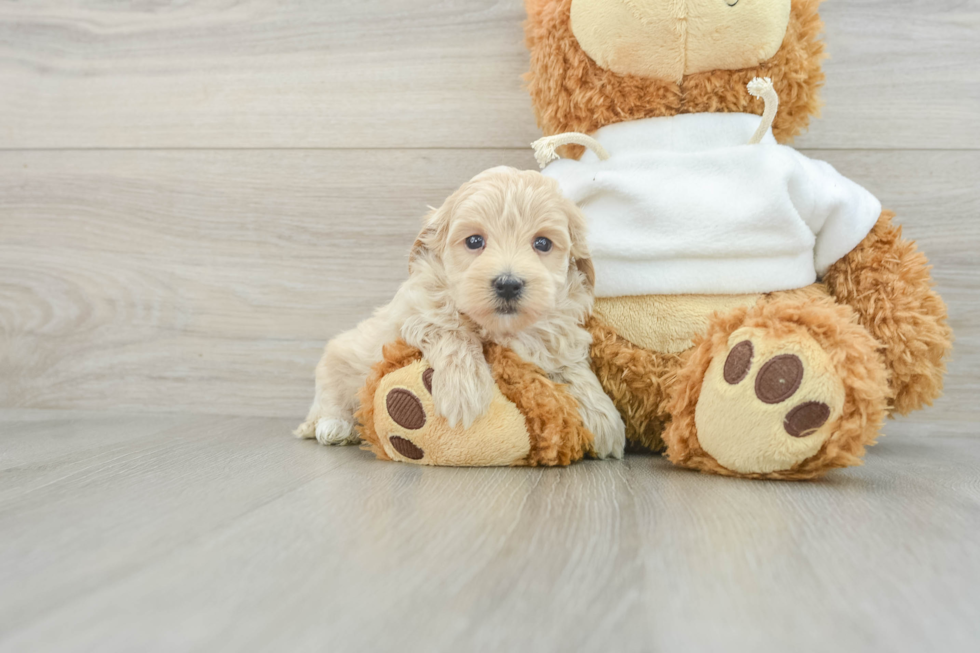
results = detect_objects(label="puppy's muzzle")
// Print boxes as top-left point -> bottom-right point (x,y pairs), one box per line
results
492,275 -> 525,303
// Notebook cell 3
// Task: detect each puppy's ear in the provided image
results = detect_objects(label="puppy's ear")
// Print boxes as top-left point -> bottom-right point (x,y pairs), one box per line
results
565,199 -> 595,290
410,172 -> 492,269
574,256 -> 595,290
409,201 -> 453,270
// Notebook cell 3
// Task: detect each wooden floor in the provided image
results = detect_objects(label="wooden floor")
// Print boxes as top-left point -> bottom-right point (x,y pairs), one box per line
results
0,410 -> 978,652
2,1 -> 980,650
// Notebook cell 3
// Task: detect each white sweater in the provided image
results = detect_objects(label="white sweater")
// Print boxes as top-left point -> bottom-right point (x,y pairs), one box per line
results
541,113 -> 882,297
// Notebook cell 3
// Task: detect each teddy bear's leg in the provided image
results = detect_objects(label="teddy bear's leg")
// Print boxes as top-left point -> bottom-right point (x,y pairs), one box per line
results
824,210 -> 952,415
587,318 -> 684,452
354,342 -> 593,467
663,288 -> 890,480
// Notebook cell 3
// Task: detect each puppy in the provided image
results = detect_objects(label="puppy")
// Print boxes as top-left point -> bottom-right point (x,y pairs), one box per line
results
296,166 -> 626,459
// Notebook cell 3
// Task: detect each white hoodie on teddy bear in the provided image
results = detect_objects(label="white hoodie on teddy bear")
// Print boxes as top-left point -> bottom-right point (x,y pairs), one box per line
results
538,107 -> 881,298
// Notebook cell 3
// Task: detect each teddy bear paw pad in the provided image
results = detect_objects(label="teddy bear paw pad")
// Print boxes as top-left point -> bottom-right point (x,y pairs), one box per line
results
695,328 -> 845,474
388,435 -> 425,460
385,388 -> 426,430
783,401 -> 832,438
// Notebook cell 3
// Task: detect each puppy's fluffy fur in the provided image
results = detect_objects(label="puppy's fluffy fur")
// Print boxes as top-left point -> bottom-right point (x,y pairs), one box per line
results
296,166 -> 626,459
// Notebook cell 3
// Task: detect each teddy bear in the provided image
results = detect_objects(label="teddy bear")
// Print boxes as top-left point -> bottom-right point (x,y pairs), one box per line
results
520,0 -> 952,479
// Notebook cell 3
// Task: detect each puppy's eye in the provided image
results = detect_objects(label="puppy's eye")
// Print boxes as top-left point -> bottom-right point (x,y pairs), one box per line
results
533,237 -> 553,253
465,235 -> 485,250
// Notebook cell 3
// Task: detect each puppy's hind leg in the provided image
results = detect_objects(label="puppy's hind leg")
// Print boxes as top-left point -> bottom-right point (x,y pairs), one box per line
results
296,330 -> 377,446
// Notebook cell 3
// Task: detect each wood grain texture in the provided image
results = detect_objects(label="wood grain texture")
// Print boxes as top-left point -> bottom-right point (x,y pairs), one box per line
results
0,0 -> 978,150
1,148 -> 976,434
0,412 -> 978,652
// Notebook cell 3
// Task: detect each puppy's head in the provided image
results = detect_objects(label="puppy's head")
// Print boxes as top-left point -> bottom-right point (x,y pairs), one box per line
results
412,167 -> 593,337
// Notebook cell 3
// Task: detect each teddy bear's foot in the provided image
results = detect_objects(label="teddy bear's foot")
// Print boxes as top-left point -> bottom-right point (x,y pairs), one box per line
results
695,328 -> 846,474
366,359 -> 533,466
355,340 -> 593,467
663,292 -> 890,480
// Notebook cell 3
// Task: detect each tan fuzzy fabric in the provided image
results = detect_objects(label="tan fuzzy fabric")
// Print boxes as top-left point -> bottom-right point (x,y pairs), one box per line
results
356,340 -> 592,467
524,0 -> 825,148
662,289 -> 891,480
824,211 -> 953,415
569,0 -> 791,82
586,317 -> 683,452
593,293 -> 762,354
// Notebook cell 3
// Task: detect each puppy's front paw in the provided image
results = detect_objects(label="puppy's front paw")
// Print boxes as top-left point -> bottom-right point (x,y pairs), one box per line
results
315,418 -> 359,446
585,396 -> 627,460
430,357 -> 495,428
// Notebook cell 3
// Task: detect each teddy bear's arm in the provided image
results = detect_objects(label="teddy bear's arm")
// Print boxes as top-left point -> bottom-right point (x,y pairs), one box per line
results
823,210 -> 952,414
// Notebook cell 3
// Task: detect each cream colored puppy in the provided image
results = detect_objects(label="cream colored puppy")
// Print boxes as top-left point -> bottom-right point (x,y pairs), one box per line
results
296,167 -> 625,459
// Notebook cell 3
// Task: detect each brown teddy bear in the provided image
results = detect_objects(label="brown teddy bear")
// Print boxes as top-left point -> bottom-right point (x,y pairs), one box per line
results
523,0 -> 952,479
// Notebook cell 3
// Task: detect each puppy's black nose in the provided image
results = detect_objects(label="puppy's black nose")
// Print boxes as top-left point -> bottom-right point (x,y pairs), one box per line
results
493,276 -> 525,301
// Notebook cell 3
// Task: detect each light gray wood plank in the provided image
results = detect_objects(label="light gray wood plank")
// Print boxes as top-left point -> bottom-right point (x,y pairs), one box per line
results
1,148 -> 976,433
794,0 -> 980,150
0,0 -> 977,150
0,414 -> 344,635
0,412 -> 977,652
0,0 -> 536,150
0,411 -> 187,474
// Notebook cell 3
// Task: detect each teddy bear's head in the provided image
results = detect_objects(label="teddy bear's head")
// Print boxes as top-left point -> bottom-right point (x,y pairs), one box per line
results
524,0 -> 825,144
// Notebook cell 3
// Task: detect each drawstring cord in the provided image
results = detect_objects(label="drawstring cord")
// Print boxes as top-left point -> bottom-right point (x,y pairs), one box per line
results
747,77 -> 779,145
531,132 -> 610,169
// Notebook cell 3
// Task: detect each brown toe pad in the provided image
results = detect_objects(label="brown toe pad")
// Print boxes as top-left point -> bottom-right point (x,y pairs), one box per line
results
724,340 -> 754,385
784,402 -> 832,438
386,388 -> 426,430
755,354 -> 804,404
389,435 -> 425,460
